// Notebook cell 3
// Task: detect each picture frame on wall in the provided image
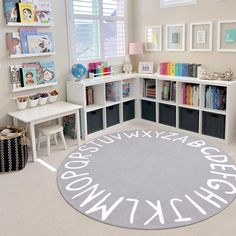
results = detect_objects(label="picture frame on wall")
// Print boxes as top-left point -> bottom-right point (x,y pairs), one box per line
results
145,25 -> 162,51
166,24 -> 185,51
218,20 -> 236,52
190,21 -> 213,51
138,61 -> 154,74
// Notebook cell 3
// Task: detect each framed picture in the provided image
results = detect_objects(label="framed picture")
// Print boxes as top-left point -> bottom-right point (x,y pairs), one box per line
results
218,20 -> 236,52
190,21 -> 213,51
166,24 -> 185,51
145,25 -> 162,51
138,61 -> 154,74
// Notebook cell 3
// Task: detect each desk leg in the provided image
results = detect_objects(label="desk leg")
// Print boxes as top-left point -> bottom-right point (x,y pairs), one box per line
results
29,123 -> 37,162
13,118 -> 18,126
75,110 -> 80,145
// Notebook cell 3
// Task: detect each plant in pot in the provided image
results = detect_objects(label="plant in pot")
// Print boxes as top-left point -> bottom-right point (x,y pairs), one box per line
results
29,93 -> 40,107
16,96 -> 28,110
39,92 -> 48,105
48,90 -> 58,103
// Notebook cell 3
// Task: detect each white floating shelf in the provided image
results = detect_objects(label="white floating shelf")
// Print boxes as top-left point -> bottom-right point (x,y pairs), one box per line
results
9,52 -> 56,59
12,82 -> 57,93
6,22 -> 54,27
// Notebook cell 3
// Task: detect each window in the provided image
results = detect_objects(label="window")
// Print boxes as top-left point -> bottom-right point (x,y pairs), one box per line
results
160,0 -> 197,8
67,0 -> 126,63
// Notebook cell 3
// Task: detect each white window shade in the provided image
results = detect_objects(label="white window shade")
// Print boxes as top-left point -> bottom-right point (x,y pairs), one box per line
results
160,0 -> 197,8
68,0 -> 126,63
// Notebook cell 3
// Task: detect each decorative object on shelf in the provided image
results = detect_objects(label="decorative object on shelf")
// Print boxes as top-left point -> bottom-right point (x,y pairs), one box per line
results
166,24 -> 185,51
190,22 -> 213,51
129,42 -> 144,72
200,71 -> 217,80
145,25 -> 162,51
123,56 -> 132,73
71,64 -> 87,81
200,69 -> 234,81
138,61 -> 154,74
39,92 -> 48,105
48,89 -> 58,103
16,96 -> 28,110
218,20 -> 236,52
223,69 -> 234,81
88,61 -> 111,79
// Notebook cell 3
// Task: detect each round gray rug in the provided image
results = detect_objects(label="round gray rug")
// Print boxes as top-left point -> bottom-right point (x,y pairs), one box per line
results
57,130 -> 236,229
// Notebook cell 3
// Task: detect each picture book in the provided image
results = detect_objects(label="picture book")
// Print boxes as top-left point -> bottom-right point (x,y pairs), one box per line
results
40,61 -> 56,83
35,0 -> 53,23
6,32 -> 22,55
10,65 -> 23,89
23,62 -> 43,84
19,27 -> 37,54
3,0 -> 20,23
22,67 -> 37,87
27,35 -> 52,53
38,32 -> 54,51
18,3 -> 35,23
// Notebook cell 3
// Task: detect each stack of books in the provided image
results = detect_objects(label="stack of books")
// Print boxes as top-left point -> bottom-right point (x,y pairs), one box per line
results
86,87 -> 94,106
205,86 -> 226,110
162,81 -> 176,101
182,83 -> 199,106
143,79 -> 156,99
160,62 -> 202,78
106,82 -> 121,102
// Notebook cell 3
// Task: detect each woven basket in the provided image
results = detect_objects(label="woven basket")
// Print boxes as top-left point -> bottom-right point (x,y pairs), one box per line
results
0,126 -> 28,173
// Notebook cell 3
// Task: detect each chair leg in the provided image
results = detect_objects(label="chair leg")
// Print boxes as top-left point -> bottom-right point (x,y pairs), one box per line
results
54,134 -> 58,145
47,135 -> 51,156
60,131 -> 67,150
38,132 -> 42,151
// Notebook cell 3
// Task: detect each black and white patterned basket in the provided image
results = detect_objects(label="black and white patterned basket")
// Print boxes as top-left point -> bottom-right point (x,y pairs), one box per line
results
0,126 -> 28,173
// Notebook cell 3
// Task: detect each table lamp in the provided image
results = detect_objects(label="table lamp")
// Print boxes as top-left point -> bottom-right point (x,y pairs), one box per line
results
123,43 -> 144,73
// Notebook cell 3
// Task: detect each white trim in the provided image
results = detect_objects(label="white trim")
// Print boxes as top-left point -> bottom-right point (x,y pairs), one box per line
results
165,24 -> 185,51
145,25 -> 162,52
217,20 -> 236,52
190,21 -> 213,52
160,0 -> 197,8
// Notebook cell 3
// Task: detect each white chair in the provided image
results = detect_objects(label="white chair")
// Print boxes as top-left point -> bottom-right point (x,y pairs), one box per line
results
38,124 -> 67,156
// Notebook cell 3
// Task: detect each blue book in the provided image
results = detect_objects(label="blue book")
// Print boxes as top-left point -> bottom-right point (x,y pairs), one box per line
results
40,61 -> 56,83
19,27 -> 37,54
38,32 -> 54,52
3,0 -> 19,23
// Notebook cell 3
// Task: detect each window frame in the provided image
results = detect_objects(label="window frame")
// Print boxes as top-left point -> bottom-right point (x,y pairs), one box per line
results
160,0 -> 197,8
66,0 -> 128,67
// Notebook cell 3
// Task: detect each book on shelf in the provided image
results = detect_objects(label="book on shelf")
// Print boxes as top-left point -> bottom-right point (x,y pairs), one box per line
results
10,65 -> 23,89
3,0 -> 20,23
122,81 -> 130,98
19,27 -> 37,54
205,86 -> 226,111
27,34 -> 52,53
18,2 -> 35,23
143,79 -> 156,99
86,87 -> 94,106
6,32 -> 22,55
106,82 -> 121,102
162,81 -> 176,101
40,61 -> 56,83
182,83 -> 199,106
22,67 -> 37,86
35,0 -> 53,24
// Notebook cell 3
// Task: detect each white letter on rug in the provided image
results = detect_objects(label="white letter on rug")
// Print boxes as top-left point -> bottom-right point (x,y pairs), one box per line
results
66,176 -> 92,191
144,200 -> 165,225
207,179 -> 236,195
194,187 -> 228,208
123,131 -> 139,139
142,131 -> 152,138
126,198 -> 139,224
185,195 -> 207,215
170,199 -> 192,222
187,140 -> 206,148
86,194 -> 124,221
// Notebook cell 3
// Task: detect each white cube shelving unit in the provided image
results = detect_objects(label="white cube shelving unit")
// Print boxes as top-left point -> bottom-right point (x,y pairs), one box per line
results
66,73 -> 236,143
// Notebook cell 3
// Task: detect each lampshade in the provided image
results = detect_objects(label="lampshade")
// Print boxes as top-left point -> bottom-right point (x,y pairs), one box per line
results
129,43 -> 143,55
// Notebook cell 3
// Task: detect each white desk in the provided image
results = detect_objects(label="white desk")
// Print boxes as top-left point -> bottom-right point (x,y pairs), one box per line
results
8,101 -> 83,162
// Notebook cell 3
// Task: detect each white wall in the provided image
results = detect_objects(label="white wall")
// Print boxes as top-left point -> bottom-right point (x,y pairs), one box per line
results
0,0 -> 70,124
132,0 -> 236,73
